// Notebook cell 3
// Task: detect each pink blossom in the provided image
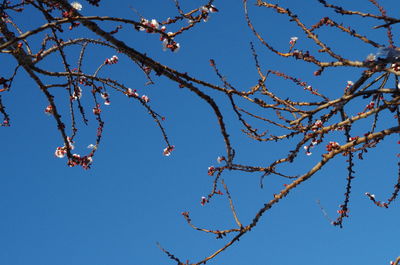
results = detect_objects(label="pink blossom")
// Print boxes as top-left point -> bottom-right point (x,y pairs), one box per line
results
141,95 -> 150,103
105,55 -> 118,65
150,19 -> 159,30
326,141 -> 340,152
311,120 -> 323,131
55,147 -> 66,158
366,101 -> 375,110
126,88 -> 139,98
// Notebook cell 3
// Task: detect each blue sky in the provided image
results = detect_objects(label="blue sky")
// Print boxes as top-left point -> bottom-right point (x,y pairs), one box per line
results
0,0 -> 399,265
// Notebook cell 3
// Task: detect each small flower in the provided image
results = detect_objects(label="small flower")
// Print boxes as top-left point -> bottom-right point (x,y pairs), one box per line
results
100,92 -> 109,100
55,147 -> 66,158
44,105 -> 53,115
173,42 -> 180,53
161,39 -> 168,51
208,5 -> 219,13
126,88 -> 139,98
66,137 -> 75,150
217,156 -> 225,163
366,101 -> 375,110
326,141 -> 340,152
72,86 -> 82,100
303,143 -> 314,156
101,92 -> 111,105
161,38 -> 180,52
345,81 -> 354,92
311,120 -> 323,131
78,76 -> 87,84
105,55 -> 118,65
200,6 -> 209,13
365,53 -> 376,62
163,145 -> 175,156
200,196 -> 208,206
141,95 -> 150,103
87,144 -> 97,149
349,136 -> 359,142
208,166 -> 215,176
150,19 -> 159,30
392,63 -> 400,72
93,104 -> 101,115
289,36 -> 298,45
70,1 -> 82,11
138,18 -> 148,31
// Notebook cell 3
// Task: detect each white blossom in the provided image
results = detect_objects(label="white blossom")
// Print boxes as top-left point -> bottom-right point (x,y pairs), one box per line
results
70,1 -> 82,11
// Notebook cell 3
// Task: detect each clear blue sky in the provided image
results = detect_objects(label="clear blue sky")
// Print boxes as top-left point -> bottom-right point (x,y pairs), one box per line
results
0,1 -> 399,265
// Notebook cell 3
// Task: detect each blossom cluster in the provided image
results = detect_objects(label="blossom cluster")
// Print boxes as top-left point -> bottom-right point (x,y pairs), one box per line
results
138,18 -> 160,33
54,136 -> 94,169
67,153 -> 93,169
311,120 -> 323,132
54,137 -> 75,158
198,4 -> 218,22
104,55 -> 118,65
124,88 -> 151,103
136,18 -> 180,52
326,141 -> 340,152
